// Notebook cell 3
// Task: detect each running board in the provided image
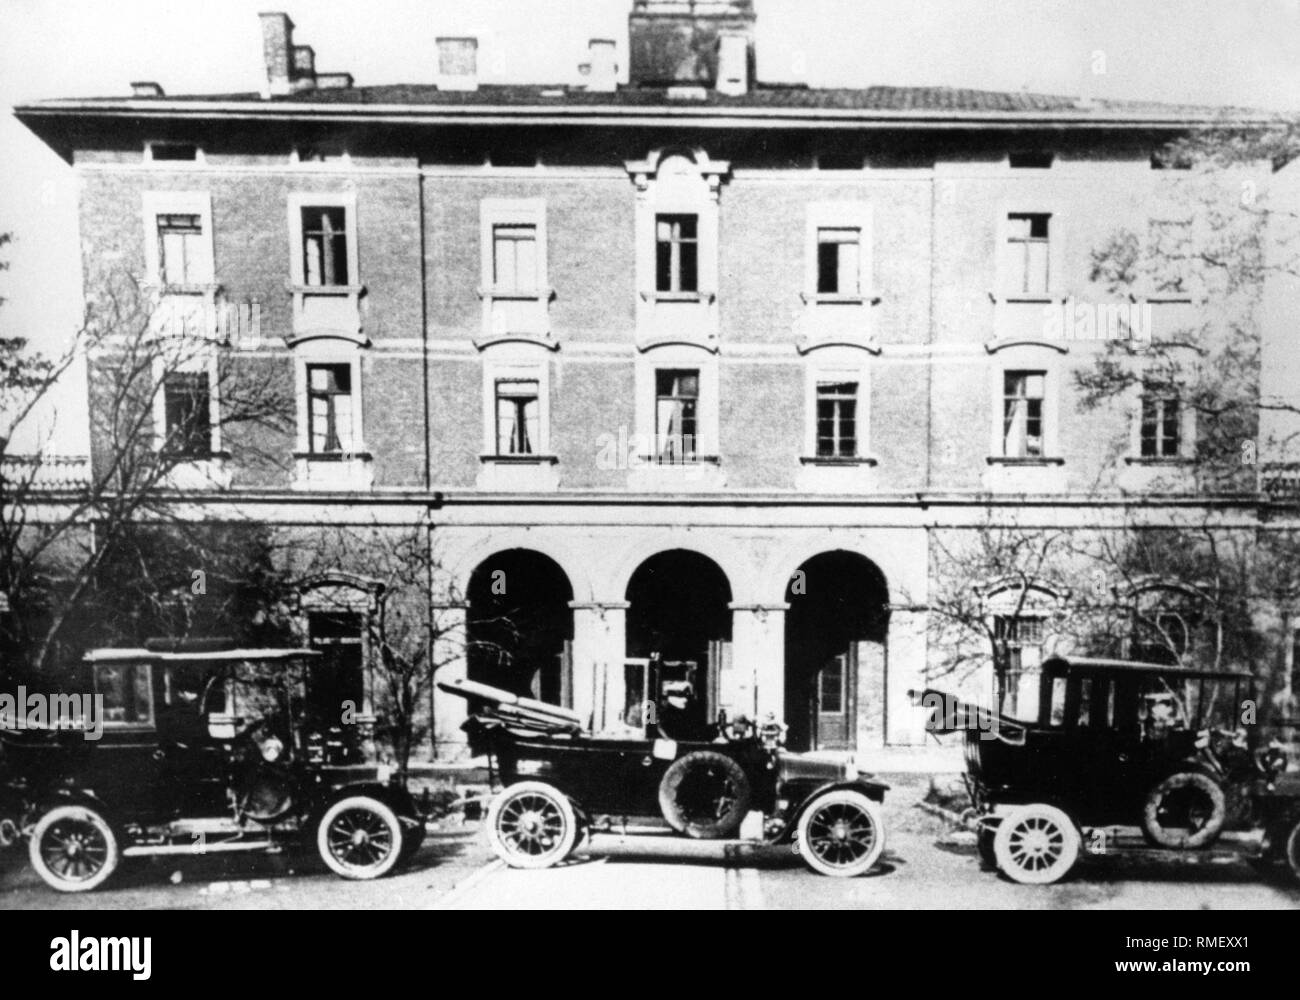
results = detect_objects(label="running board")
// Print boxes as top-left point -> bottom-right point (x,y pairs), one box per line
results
123,840 -> 280,857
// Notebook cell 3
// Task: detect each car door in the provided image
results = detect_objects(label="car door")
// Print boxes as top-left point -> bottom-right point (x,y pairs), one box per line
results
83,659 -> 167,821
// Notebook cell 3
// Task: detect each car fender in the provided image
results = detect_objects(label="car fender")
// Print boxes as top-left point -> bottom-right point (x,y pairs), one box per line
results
26,787 -> 120,832
775,778 -> 888,843
310,781 -> 422,827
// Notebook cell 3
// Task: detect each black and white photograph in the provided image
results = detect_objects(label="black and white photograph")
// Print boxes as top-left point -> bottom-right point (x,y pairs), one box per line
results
0,0 -> 1297,942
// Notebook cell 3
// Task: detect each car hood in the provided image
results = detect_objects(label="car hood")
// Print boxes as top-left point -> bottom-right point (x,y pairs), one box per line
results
777,751 -> 859,784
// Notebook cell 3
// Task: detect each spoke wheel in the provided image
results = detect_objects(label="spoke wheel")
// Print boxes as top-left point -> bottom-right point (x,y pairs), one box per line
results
29,805 -> 120,893
316,796 -> 402,880
993,804 -> 1080,885
796,790 -> 885,877
486,781 -> 577,869
1285,818 -> 1300,885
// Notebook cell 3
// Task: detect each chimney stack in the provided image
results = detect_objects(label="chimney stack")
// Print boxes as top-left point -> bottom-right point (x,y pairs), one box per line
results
715,31 -> 749,96
259,12 -> 296,96
437,37 -> 479,92
627,0 -> 756,89
130,81 -> 165,98
292,44 -> 317,89
579,38 -> 618,93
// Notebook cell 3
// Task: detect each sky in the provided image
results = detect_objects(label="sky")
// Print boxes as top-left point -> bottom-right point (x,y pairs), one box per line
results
1,0 -> 1298,362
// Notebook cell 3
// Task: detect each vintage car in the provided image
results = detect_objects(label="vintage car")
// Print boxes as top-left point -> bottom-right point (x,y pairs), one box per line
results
915,655 -> 1299,885
0,643 -> 424,892
439,677 -> 889,877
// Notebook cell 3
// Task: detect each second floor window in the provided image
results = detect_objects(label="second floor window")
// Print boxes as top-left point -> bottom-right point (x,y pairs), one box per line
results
1003,371 -> 1045,458
655,369 -> 698,464
301,206 -> 349,287
156,214 -> 205,286
817,228 -> 861,295
307,363 -> 354,454
162,371 -> 212,457
1141,393 -> 1182,458
1006,213 -> 1051,294
492,224 -> 538,293
656,215 -> 698,294
495,379 -> 539,455
816,381 -> 858,458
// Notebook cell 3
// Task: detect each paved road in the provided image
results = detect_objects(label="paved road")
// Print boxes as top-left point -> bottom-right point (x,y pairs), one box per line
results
3,778 -> 1297,909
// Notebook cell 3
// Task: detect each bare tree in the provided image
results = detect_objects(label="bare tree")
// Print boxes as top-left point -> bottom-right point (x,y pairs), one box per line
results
1,263 -> 293,680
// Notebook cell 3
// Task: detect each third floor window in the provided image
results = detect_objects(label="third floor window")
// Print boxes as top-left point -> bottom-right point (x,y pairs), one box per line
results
492,224 -> 538,294
656,214 -> 698,294
1006,213 -> 1051,295
301,206 -> 349,287
817,228 -> 862,296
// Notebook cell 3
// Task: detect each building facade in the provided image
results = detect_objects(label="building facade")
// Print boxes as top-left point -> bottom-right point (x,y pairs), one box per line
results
15,2 -> 1299,760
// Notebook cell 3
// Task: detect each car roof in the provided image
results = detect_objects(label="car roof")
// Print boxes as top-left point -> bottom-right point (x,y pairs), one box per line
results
83,648 -> 321,664
1041,655 -> 1251,681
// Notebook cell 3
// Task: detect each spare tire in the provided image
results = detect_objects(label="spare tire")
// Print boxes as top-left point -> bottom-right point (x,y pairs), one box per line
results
658,750 -> 751,839
1141,771 -> 1227,849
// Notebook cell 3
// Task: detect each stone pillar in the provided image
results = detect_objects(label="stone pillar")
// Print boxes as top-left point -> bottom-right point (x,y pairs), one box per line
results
885,607 -> 929,746
431,603 -> 468,760
569,601 -> 628,733
729,603 -> 788,722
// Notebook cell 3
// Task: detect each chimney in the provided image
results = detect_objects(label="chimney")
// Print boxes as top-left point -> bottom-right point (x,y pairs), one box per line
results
579,38 -> 618,93
627,0 -> 756,89
716,31 -> 749,96
259,12 -> 295,96
437,37 -> 479,92
292,44 -> 317,90
130,81 -> 165,98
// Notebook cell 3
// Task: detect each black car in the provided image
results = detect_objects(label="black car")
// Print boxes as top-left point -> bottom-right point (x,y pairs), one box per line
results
0,645 -> 424,892
917,656 -> 1299,885
439,677 -> 889,877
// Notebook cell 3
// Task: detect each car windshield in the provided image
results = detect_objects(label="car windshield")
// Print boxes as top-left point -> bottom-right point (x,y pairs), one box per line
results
96,662 -> 155,726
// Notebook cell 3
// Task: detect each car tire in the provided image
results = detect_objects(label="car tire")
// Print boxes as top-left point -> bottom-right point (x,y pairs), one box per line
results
1140,771 -> 1227,849
658,750 -> 751,840
316,796 -> 403,880
29,804 -> 120,893
1284,817 -> 1300,885
977,823 -> 1000,871
485,781 -> 578,869
992,803 -> 1080,885
795,790 -> 885,877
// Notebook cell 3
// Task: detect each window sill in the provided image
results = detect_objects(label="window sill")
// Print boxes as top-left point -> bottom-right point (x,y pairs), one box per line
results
986,456 -> 1065,466
478,287 -> 556,302
146,282 -> 222,296
1124,456 -> 1194,466
800,456 -> 878,466
988,292 -> 1065,305
293,451 -> 374,462
641,291 -> 716,304
636,455 -> 721,467
480,454 -> 559,465
799,293 -> 882,306
289,283 -> 365,297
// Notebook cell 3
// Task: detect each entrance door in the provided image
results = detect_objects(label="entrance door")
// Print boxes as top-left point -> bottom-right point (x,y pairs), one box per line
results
813,647 -> 857,750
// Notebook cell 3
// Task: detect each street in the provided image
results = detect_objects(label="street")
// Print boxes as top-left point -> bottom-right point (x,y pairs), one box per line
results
2,776 -> 1296,910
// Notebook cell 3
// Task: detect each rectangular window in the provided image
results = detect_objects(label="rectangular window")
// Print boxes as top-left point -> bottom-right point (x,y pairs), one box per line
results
1009,152 -> 1053,169
162,371 -> 212,457
495,379 -> 540,455
156,213 -> 205,286
816,228 -> 861,295
301,206 -> 349,287
1141,393 -> 1181,458
96,663 -> 155,727
1007,213 -> 1051,294
307,363 -> 354,454
655,215 -> 698,294
1002,371 -> 1045,457
819,656 -> 845,713
492,224 -> 538,293
655,369 -> 699,464
149,143 -> 198,162
816,381 -> 858,458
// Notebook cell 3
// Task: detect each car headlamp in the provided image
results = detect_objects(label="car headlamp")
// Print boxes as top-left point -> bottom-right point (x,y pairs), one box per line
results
258,734 -> 285,763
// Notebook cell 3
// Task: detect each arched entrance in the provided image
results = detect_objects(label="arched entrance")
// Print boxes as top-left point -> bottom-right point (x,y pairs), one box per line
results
467,550 -> 574,705
625,550 -> 732,722
784,551 -> 889,753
